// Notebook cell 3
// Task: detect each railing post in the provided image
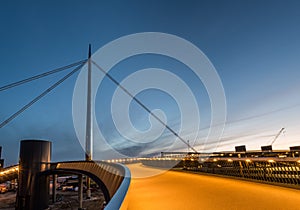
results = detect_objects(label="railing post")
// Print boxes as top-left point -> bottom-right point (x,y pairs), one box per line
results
78,174 -> 84,210
52,174 -> 57,204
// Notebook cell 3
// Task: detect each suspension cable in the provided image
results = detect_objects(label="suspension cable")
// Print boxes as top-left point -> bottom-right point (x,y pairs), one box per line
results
0,60 -> 87,92
91,60 -> 198,153
0,63 -> 85,128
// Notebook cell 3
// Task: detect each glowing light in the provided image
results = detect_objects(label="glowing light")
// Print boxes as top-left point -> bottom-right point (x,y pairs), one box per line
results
213,158 -> 217,162
268,159 -> 275,163
245,159 -> 251,163
278,155 -> 286,158
227,159 -> 233,162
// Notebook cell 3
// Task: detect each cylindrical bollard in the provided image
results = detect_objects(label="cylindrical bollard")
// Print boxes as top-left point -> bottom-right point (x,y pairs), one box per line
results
16,140 -> 51,210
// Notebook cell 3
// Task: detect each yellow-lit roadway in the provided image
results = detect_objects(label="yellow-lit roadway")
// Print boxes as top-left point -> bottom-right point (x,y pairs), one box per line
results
121,163 -> 300,210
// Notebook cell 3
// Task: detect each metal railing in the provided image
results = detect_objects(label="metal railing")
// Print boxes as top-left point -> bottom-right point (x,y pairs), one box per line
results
142,150 -> 300,188
52,160 -> 131,208
179,151 -> 300,187
193,157 -> 300,186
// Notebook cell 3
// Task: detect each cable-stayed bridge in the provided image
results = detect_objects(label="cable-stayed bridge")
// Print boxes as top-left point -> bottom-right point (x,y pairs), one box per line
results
0,47 -> 299,209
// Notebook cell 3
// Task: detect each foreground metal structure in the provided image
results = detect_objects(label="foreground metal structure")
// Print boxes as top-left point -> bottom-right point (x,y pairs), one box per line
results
3,140 -> 131,210
0,161 -> 131,210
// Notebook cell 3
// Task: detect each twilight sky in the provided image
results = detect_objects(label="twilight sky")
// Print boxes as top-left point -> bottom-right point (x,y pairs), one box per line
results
1,0 -> 300,166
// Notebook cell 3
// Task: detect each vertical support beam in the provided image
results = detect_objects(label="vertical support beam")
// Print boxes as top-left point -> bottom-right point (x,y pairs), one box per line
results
52,174 -> 57,204
85,44 -> 92,199
78,174 -> 83,210
85,44 -> 93,161
238,161 -> 244,178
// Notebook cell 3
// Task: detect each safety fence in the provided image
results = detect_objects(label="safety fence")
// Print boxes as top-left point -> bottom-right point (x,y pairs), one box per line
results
189,158 -> 300,185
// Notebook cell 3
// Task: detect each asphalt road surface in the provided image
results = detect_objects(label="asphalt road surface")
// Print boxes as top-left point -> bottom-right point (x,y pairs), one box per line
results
121,163 -> 300,210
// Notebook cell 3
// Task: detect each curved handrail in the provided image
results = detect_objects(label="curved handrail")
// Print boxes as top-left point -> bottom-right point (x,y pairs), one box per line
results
52,161 -> 131,207
105,163 -> 131,210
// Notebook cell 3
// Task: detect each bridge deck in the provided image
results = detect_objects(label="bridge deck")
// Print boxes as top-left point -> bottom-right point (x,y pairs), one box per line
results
123,163 -> 300,210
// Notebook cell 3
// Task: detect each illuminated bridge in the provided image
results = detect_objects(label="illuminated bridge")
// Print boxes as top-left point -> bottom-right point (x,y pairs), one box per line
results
1,48 -> 299,209
0,165 -> 18,183
1,147 -> 300,209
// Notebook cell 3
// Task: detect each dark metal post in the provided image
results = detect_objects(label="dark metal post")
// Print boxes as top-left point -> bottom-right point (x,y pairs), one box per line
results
16,140 -> 51,210
78,174 -> 83,210
52,174 -> 57,203
85,44 -> 92,199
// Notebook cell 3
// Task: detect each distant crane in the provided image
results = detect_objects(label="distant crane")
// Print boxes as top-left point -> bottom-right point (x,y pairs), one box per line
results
270,128 -> 285,146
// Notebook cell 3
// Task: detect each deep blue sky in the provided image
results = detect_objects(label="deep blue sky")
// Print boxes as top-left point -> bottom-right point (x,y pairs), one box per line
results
1,1 -> 300,165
